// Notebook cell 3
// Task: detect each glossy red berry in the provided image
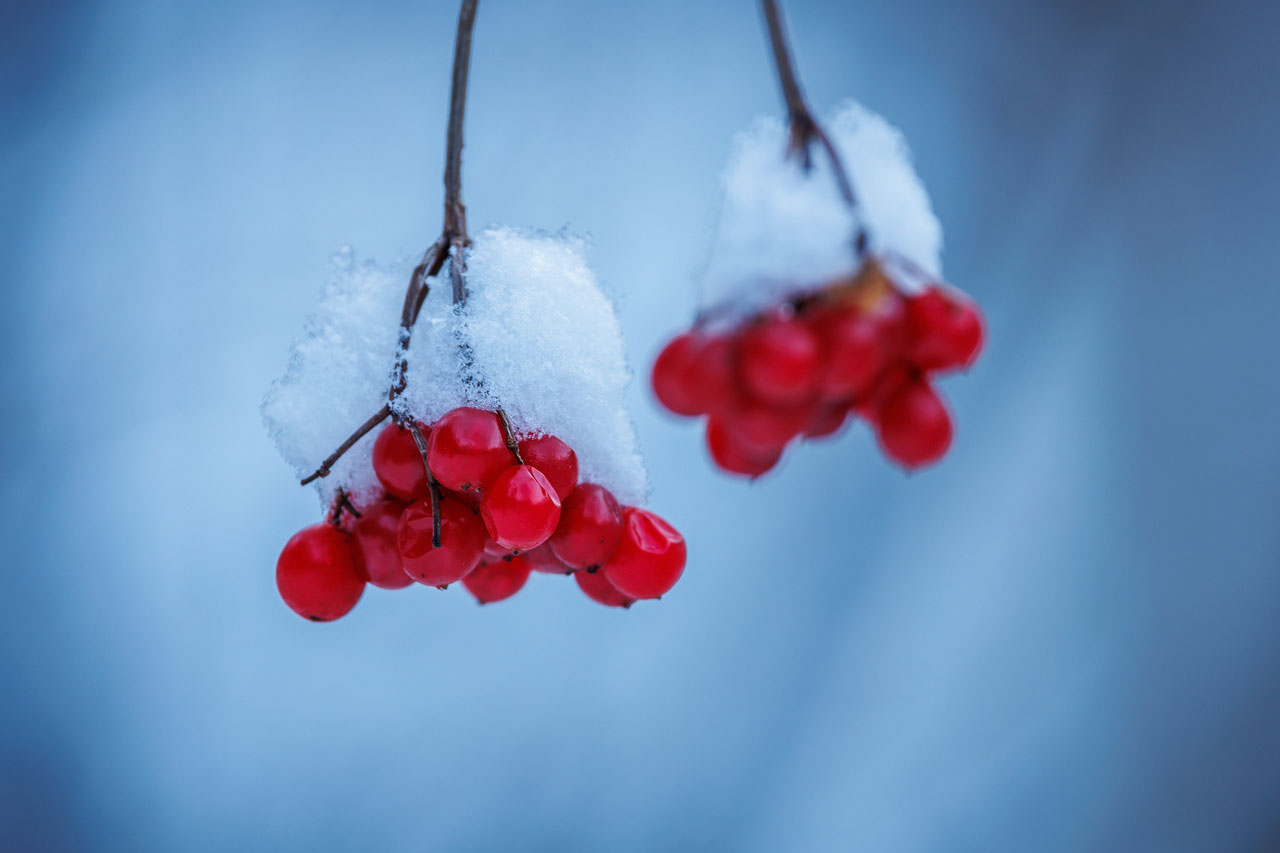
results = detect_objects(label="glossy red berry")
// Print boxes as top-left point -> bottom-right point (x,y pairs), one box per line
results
463,556 -> 532,604
652,333 -> 706,416
904,287 -> 984,372
521,543 -> 572,574
604,508 -> 686,600
549,483 -> 624,571
426,407 -> 516,494
276,523 -> 365,621
372,422 -> 430,501
517,434 -> 578,501
350,500 -> 413,589
810,307 -> 883,400
876,378 -> 953,468
575,569 -> 634,609
705,416 -> 782,477
483,536 -> 517,560
397,496 -> 486,586
739,314 -> 820,406
480,465 -> 562,551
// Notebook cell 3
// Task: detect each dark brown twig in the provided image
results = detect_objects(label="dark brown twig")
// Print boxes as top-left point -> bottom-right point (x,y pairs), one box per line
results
495,408 -> 524,465
300,0 -> 480,486
761,0 -> 868,256
406,422 -> 443,547
327,489 -> 363,526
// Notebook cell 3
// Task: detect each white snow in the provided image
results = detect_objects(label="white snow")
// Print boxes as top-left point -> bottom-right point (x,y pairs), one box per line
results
262,228 -> 649,508
698,100 -> 943,324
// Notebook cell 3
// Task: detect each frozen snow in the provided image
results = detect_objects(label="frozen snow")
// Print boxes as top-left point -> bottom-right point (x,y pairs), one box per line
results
262,228 -> 649,508
698,100 -> 943,324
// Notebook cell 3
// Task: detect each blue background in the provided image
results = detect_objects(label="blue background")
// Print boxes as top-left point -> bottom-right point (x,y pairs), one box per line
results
3,0 -> 1279,849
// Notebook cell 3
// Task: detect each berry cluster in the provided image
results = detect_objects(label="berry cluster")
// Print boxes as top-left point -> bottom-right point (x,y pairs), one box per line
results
276,407 -> 686,621
652,264 -> 984,476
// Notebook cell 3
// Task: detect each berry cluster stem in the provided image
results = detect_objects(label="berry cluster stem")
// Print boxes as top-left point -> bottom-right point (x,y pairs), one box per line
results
496,408 -> 525,465
406,421 -> 444,547
761,0 -> 867,255
301,0 -> 479,486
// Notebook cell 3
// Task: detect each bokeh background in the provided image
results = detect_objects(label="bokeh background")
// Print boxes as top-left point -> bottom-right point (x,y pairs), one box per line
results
3,0 -> 1279,849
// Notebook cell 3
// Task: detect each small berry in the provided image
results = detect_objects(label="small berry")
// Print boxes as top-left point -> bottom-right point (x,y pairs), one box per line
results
397,496 -> 486,586
809,306 -> 883,400
739,314 -> 821,406
372,422 -> 431,501
350,500 -> 413,589
723,392 -> 812,450
876,378 -> 953,468
705,416 -> 781,477
483,537 -> 517,560
463,556 -> 532,604
481,465 -> 562,551
426,407 -> 516,494
604,508 -> 686,600
549,483 -> 624,571
517,434 -> 578,501
276,523 -> 365,622
575,569 -> 634,609
651,333 -> 706,416
804,400 -> 851,439
904,287 -> 984,372
521,543 -> 572,574
688,334 -> 739,415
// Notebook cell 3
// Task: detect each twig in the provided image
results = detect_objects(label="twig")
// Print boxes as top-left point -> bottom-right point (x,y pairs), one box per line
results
406,422 -> 443,547
495,408 -> 524,465
327,488 -> 363,526
300,0 -> 480,486
761,0 -> 868,256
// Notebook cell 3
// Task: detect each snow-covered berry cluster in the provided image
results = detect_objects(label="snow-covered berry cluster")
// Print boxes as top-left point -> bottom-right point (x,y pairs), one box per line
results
653,261 -> 982,476
275,408 -> 685,621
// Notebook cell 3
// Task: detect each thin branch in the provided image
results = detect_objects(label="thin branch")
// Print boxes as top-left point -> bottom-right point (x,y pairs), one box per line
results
327,489 -> 363,526
761,0 -> 867,255
496,407 -> 524,465
300,0 -> 480,486
407,421 -> 443,547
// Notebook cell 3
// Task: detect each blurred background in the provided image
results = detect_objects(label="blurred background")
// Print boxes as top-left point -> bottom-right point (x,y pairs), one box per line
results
3,0 -> 1279,849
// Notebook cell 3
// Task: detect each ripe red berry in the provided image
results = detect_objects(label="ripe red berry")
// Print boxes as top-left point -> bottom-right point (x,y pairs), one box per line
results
876,378 -> 953,468
904,287 -> 984,372
480,465 -> 562,551
521,543 -> 572,574
603,508 -> 686,600
804,400 -> 851,439
689,334 -> 740,415
652,333 -> 706,416
350,500 -> 413,589
483,537 -> 517,560
723,392 -> 812,450
810,306 -> 883,400
549,483 -> 624,571
517,434 -> 578,501
705,416 -> 782,477
276,523 -> 365,621
462,556 -> 532,604
739,314 -> 821,406
372,422 -> 431,501
852,362 -> 912,423
575,569 -> 634,609
397,496 -> 486,586
426,407 -> 516,494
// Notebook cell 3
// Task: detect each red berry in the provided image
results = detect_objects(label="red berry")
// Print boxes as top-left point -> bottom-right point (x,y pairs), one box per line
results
350,500 -> 413,589
804,400 -> 851,439
517,434 -> 578,501
463,556 -> 532,604
522,543 -> 572,574
480,465 -> 562,551
810,307 -> 883,399
852,362 -> 912,423
705,416 -> 782,477
575,569 -> 634,609
876,378 -> 953,468
604,508 -> 686,600
904,287 -> 984,372
651,333 -> 706,416
276,523 -> 365,621
688,334 -> 739,415
549,483 -> 624,571
426,407 -> 516,494
483,537 -> 517,560
397,496 -> 486,586
723,391 -> 812,450
372,422 -> 430,501
739,314 -> 820,406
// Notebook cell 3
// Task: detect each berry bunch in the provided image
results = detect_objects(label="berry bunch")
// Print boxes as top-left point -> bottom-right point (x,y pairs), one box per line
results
275,406 -> 686,621
652,262 -> 984,476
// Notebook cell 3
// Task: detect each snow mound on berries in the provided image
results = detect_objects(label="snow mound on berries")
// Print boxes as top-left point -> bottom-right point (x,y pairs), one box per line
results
400,227 -> 649,506
699,100 -> 942,323
261,246 -> 403,504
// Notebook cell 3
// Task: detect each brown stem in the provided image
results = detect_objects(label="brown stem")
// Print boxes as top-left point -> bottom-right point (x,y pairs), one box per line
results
495,407 -> 524,465
761,0 -> 868,256
406,421 -> 443,548
327,489 -> 363,525
300,0 -> 480,486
